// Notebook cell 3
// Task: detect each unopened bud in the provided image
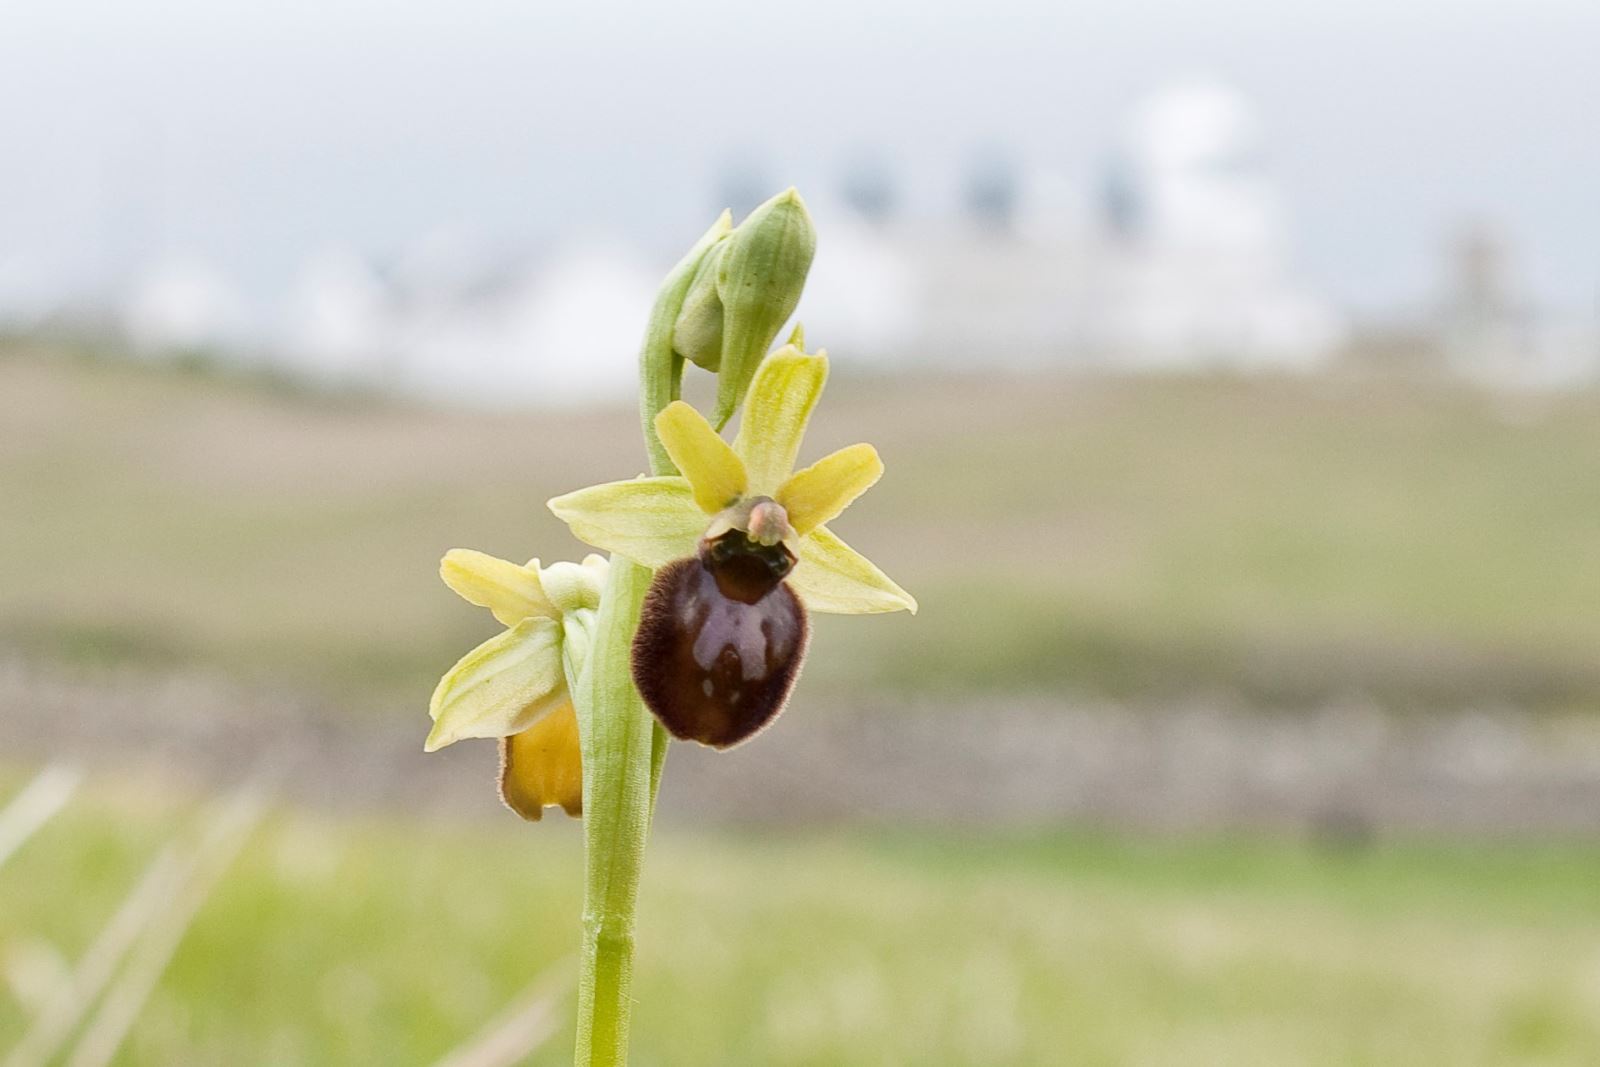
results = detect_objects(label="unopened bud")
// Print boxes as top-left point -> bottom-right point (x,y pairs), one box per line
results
672,188 -> 816,429
671,241 -> 727,372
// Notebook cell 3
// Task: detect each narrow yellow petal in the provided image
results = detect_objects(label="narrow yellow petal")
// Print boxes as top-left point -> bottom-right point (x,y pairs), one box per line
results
440,549 -> 555,627
426,617 -> 568,751
776,443 -> 883,536
732,347 -> 829,496
787,526 -> 917,615
654,401 -> 748,513
498,702 -> 583,821
547,476 -> 705,569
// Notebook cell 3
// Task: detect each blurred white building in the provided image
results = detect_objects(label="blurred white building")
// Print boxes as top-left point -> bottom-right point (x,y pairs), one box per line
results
274,231 -> 657,406
801,216 -> 920,360
391,241 -> 655,407
1088,83 -> 1344,369
121,255 -> 253,356
83,81 -> 1599,401
807,82 -> 1344,372
282,247 -> 393,384
1433,224 -> 1599,388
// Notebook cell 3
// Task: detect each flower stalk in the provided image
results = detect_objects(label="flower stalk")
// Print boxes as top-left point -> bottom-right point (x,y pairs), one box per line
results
571,554 -> 655,1067
427,186 -> 912,1066
568,235 -> 701,1065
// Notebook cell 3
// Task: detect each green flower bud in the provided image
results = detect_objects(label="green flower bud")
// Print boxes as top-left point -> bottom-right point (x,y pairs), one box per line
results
671,241 -> 727,372
674,188 -> 816,429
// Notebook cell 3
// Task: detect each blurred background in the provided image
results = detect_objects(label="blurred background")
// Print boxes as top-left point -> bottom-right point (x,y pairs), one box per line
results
3,1 -> 1599,1063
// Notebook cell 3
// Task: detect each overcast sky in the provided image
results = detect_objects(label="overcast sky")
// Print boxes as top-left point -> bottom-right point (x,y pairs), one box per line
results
3,0 -> 1597,317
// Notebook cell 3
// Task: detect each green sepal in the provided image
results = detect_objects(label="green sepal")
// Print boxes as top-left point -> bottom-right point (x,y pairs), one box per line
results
547,476 -> 705,570
787,525 -> 918,615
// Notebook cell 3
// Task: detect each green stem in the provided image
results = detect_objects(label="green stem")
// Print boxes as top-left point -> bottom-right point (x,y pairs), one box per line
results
572,209 -> 731,1067
573,558 -> 654,1067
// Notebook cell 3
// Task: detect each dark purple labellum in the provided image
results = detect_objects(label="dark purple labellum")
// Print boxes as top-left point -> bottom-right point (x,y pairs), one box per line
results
631,531 -> 809,749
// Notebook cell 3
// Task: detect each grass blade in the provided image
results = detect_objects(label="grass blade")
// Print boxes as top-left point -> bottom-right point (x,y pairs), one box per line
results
0,766 -> 81,873
61,789 -> 265,1067
3,842 -> 185,1067
432,960 -> 570,1067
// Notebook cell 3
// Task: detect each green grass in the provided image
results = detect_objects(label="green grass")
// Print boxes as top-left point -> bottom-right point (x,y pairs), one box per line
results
3,345 -> 1599,711
3,781 -> 1599,1065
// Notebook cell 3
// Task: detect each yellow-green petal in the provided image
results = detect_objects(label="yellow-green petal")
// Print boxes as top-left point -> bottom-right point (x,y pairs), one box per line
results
654,401 -> 748,513
547,476 -> 704,569
426,617 -> 568,751
777,443 -> 883,536
732,346 -> 829,495
440,549 -> 555,627
787,526 -> 917,615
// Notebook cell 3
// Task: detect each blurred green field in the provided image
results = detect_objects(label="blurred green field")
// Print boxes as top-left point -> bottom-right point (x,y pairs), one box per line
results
3,343 -> 1599,712
3,780 -> 1599,1065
